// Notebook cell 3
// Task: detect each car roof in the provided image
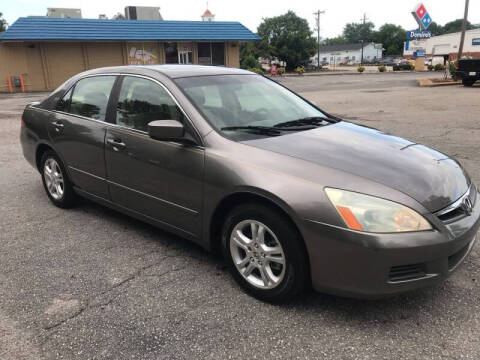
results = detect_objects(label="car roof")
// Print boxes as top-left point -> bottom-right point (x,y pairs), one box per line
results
86,64 -> 253,79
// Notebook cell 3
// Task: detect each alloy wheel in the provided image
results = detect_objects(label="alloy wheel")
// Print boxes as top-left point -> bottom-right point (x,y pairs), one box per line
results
44,158 -> 64,200
229,220 -> 286,289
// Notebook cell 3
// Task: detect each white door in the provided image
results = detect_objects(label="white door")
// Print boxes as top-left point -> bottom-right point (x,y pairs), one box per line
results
178,51 -> 193,64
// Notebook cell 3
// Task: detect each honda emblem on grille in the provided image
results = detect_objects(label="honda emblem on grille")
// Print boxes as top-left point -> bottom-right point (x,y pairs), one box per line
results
461,196 -> 473,216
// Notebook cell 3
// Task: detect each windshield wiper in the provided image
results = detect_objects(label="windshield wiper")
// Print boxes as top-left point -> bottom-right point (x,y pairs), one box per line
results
221,126 -> 283,135
273,116 -> 330,128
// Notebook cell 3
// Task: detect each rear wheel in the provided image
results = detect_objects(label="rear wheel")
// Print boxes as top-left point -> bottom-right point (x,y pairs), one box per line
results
462,78 -> 476,87
40,150 -> 76,208
222,203 -> 309,302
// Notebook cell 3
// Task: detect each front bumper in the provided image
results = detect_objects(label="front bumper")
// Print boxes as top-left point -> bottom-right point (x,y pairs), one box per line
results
302,191 -> 480,299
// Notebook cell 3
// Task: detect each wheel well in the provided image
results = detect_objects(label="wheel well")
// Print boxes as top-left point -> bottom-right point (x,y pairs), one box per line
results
209,192 -> 305,256
35,144 -> 53,172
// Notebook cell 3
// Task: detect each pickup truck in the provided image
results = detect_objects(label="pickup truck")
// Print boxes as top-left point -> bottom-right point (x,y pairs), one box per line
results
455,59 -> 480,86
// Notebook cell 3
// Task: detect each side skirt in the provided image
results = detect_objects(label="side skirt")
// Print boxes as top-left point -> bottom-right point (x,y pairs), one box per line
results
73,187 -> 207,248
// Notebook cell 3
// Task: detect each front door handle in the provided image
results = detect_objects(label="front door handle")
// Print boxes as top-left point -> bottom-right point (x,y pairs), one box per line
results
107,138 -> 126,151
52,121 -> 64,127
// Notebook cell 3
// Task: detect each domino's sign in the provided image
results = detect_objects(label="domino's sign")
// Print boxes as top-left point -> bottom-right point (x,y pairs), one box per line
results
406,30 -> 432,40
412,3 -> 433,30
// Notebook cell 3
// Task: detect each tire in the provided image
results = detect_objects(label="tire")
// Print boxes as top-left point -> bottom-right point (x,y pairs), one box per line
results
222,203 -> 309,302
40,150 -> 76,208
462,78 -> 476,87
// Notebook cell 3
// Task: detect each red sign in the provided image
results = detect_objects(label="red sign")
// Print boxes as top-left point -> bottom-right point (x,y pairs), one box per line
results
415,4 -> 426,19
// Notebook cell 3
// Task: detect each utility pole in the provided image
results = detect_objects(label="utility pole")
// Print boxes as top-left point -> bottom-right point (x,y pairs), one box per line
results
313,10 -> 326,69
360,13 -> 368,65
457,0 -> 470,60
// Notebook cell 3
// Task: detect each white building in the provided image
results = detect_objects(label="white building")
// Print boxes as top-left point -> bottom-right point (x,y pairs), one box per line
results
124,6 -> 163,21
46,8 -> 82,18
404,28 -> 480,60
311,43 -> 383,66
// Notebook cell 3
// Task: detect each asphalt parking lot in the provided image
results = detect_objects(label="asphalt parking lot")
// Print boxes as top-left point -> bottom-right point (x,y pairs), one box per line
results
1,72 -> 479,360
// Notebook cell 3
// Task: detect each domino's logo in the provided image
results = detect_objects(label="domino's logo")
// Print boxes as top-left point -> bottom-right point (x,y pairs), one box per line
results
412,3 -> 433,30
422,13 -> 432,27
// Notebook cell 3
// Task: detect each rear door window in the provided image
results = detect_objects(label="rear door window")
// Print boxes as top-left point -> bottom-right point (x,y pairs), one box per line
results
55,88 -> 73,112
69,76 -> 116,121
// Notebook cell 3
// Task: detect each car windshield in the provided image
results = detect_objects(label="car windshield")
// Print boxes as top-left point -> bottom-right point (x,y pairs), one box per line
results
175,74 -> 329,140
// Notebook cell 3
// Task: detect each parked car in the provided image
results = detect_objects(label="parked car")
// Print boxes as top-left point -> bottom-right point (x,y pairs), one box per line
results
20,65 -> 479,302
455,58 -> 480,86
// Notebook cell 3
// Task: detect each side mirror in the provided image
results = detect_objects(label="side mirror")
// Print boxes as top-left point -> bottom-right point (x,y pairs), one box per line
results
148,120 -> 185,141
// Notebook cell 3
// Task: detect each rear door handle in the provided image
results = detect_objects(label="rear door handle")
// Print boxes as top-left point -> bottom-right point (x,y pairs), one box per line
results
107,138 -> 126,151
51,120 -> 64,132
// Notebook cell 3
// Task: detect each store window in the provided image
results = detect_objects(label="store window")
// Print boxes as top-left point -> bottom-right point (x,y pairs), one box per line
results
212,43 -> 225,65
164,42 -> 178,64
198,43 -> 211,65
197,42 -> 225,66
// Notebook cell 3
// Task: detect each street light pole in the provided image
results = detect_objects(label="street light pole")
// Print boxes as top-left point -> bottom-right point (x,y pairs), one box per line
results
313,10 -> 326,69
457,0 -> 470,60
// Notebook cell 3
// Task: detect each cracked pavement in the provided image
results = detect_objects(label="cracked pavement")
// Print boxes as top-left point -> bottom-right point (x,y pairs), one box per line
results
1,73 -> 480,359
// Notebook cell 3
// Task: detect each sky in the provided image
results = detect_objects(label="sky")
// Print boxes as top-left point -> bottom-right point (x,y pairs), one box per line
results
2,0 -> 480,39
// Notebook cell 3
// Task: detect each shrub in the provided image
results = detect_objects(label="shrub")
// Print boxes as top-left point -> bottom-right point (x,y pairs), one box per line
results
427,64 -> 434,71
357,66 -> 365,73
449,61 -> 460,80
378,65 -> 386,72
434,63 -> 445,71
393,63 -> 415,71
295,66 -> 305,75
247,67 -> 264,74
240,55 -> 260,70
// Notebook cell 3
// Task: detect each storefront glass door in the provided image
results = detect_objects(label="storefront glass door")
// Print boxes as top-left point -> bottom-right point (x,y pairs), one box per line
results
178,51 -> 193,64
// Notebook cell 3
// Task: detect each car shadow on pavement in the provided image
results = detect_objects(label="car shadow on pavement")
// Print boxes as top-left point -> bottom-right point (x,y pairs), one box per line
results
74,196 -> 455,323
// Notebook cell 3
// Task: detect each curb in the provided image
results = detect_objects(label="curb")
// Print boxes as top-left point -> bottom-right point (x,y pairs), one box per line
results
417,78 -> 461,87
267,71 -> 419,78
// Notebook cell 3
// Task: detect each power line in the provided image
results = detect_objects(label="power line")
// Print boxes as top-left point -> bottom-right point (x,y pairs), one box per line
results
313,10 -> 326,69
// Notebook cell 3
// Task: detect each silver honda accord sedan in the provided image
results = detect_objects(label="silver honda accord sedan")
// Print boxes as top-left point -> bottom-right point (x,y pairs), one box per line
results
20,65 -> 479,302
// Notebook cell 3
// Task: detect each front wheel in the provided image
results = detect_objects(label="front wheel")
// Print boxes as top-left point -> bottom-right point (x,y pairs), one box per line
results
222,203 -> 309,302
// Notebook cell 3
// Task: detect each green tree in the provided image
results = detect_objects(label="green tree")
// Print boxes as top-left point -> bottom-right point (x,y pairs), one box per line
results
442,19 -> 478,34
257,11 -> 317,70
0,12 -> 7,32
342,21 -> 375,43
428,21 -> 444,36
374,23 -> 405,55
323,36 -> 347,45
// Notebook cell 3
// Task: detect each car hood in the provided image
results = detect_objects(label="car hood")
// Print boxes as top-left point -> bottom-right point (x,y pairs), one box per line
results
241,121 -> 470,212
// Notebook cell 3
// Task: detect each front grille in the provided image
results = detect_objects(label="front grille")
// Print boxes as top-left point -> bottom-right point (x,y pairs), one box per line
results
448,242 -> 471,270
436,185 -> 477,223
437,207 -> 465,222
389,263 -> 426,282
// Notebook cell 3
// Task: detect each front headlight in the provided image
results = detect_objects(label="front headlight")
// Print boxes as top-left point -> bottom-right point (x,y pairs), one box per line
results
325,188 -> 432,233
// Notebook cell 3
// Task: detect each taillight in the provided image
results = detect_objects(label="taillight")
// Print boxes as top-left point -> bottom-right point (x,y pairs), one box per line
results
21,116 -> 26,127
455,61 -> 459,69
